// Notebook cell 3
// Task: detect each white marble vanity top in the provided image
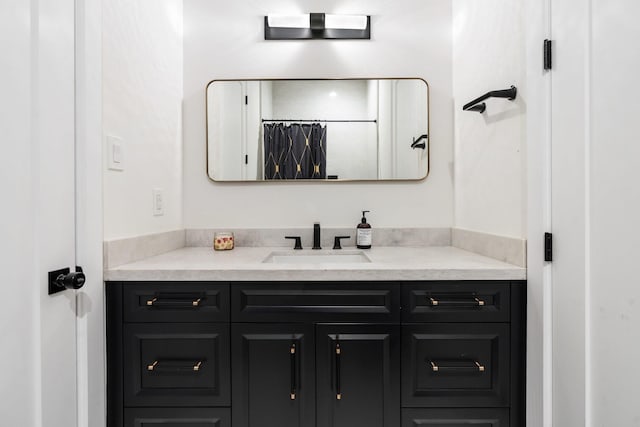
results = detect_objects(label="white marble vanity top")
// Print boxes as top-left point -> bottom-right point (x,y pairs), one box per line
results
104,246 -> 526,282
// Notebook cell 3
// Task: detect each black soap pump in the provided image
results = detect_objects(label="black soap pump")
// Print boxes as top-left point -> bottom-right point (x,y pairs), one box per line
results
356,210 -> 372,249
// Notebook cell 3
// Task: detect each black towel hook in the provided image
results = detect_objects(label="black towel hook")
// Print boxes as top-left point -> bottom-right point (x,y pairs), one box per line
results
463,86 -> 517,113
411,134 -> 428,150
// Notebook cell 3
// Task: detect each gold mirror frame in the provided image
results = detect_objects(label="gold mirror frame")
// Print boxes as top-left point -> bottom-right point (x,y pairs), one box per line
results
205,77 -> 430,183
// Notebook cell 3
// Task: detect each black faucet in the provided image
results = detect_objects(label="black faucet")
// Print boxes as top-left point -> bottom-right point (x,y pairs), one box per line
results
313,223 -> 321,250
285,236 -> 303,250
333,236 -> 350,250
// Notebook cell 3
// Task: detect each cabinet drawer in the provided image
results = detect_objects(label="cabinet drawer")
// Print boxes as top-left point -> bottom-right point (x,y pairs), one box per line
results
232,283 -> 400,322
123,282 -> 229,323
123,323 -> 230,407
402,408 -> 509,426
402,324 -> 510,407
402,282 -> 510,323
124,408 -> 230,427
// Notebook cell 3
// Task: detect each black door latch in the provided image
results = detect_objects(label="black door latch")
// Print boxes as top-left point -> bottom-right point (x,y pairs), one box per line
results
48,266 -> 86,295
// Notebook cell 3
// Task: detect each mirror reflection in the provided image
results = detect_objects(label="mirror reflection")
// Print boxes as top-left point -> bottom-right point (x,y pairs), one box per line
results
206,78 -> 429,181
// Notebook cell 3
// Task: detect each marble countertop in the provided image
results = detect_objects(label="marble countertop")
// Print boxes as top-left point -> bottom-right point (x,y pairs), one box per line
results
104,246 -> 526,282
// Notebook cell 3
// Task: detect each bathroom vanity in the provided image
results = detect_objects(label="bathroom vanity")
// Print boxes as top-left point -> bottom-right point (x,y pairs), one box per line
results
105,247 -> 526,427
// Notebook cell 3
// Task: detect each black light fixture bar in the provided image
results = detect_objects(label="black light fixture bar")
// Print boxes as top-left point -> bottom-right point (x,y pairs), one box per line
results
262,119 -> 377,123
264,13 -> 371,40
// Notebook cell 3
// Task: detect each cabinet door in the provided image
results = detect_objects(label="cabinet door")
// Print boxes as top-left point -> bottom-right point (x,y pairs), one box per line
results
316,324 -> 400,427
232,324 -> 315,427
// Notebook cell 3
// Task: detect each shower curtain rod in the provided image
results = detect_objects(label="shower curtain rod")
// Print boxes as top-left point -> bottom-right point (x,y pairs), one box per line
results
262,119 -> 377,123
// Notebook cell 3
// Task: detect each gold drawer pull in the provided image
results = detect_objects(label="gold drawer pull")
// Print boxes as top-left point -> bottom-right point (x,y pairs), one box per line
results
335,343 -> 342,400
145,296 -> 204,308
147,360 -> 204,372
428,296 -> 487,307
290,343 -> 297,400
430,360 -> 485,373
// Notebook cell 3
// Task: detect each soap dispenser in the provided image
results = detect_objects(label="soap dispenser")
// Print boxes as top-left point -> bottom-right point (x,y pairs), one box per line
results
356,210 -> 372,249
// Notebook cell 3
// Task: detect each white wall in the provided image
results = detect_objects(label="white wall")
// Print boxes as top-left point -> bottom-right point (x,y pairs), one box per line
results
0,1 -> 38,424
184,0 -> 453,228
103,0 -> 184,240
452,0 -> 526,238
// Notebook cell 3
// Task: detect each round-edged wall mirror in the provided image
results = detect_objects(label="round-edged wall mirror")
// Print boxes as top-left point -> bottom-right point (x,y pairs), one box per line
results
206,78 -> 429,182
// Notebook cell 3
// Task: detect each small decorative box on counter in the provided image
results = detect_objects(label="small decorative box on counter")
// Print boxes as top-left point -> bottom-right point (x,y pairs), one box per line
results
213,232 -> 234,251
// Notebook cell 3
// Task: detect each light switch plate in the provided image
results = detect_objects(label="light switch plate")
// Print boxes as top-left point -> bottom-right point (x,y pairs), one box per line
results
152,188 -> 164,216
107,135 -> 124,171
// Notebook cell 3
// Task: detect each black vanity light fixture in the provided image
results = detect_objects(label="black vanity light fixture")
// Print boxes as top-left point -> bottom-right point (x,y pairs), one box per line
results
264,13 -> 371,40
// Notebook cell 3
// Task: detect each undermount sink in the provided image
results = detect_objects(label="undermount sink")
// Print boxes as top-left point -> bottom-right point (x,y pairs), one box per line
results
262,250 -> 372,264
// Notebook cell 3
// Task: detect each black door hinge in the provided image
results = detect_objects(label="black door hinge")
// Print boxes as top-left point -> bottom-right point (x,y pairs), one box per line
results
245,95 -> 248,105
245,155 -> 248,164
544,39 -> 552,70
544,232 -> 553,262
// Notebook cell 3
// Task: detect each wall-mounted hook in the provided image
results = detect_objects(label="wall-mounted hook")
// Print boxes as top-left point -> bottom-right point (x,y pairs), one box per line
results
463,85 -> 517,113
411,134 -> 428,150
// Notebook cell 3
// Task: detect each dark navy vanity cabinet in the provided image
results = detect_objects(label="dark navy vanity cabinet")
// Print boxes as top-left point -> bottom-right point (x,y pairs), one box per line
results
107,281 -> 526,427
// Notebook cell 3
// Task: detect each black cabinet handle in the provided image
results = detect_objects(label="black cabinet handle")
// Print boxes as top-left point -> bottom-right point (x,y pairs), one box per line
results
428,296 -> 486,307
147,360 -> 204,373
335,343 -> 342,400
146,296 -> 204,308
290,344 -> 297,400
429,360 -> 485,373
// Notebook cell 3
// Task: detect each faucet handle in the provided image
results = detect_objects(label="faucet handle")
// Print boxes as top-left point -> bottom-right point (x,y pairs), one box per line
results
333,236 -> 351,250
285,236 -> 303,250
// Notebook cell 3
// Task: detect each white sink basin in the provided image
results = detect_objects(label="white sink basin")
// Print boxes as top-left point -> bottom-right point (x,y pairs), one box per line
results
262,250 -> 372,264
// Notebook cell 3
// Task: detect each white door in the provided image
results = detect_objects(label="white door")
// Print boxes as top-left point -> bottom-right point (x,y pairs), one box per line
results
0,0 -> 79,426
550,0 -> 589,425
208,81 -> 244,180
39,0 -> 79,425
551,0 -> 640,425
394,80 -> 429,179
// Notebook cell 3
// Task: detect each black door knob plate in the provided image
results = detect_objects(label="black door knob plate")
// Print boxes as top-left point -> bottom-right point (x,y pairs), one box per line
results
48,266 -> 86,295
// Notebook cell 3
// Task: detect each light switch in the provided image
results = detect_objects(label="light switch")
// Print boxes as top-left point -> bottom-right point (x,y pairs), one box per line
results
112,143 -> 122,163
107,135 -> 124,171
153,188 -> 164,216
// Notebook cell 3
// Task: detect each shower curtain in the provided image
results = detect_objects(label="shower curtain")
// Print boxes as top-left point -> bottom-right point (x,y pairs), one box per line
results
263,123 -> 327,180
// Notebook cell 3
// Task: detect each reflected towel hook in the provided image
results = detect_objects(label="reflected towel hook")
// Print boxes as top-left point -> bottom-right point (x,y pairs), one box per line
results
411,134 -> 428,150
